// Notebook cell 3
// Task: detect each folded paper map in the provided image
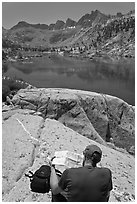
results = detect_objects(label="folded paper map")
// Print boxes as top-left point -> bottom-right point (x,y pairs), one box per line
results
52,151 -> 84,173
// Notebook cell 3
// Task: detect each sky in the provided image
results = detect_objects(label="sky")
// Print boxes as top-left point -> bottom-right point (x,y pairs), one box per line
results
2,1 -> 135,29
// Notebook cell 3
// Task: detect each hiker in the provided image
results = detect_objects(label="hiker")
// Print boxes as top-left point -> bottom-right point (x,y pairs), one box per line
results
49,144 -> 113,202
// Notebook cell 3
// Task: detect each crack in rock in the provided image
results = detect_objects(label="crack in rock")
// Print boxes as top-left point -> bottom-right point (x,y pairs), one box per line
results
14,118 -> 46,183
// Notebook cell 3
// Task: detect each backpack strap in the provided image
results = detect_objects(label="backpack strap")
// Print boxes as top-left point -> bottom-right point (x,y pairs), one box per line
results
29,171 -> 33,175
55,169 -> 62,177
25,171 -> 34,179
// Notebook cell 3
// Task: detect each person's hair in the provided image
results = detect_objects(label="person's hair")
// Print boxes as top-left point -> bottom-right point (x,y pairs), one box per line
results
85,151 -> 101,167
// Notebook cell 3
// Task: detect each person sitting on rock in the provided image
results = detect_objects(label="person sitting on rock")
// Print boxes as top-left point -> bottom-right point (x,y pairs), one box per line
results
49,144 -> 113,202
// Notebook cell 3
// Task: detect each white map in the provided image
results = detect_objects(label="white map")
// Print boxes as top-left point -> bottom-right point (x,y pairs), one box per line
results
52,151 -> 84,173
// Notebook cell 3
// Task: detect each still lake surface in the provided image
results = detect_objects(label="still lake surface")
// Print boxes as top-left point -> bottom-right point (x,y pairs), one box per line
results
5,54 -> 135,105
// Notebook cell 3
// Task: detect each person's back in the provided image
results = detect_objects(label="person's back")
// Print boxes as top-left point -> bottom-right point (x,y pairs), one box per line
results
50,144 -> 113,202
59,166 -> 112,202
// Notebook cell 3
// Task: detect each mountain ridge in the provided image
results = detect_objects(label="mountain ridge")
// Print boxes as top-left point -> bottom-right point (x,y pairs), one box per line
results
11,21 -> 49,30
2,9 -> 135,59
3,9 -> 135,31
8,9 -> 109,31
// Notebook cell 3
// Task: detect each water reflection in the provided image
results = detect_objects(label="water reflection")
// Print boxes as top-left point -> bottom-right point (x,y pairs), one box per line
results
4,55 -> 135,105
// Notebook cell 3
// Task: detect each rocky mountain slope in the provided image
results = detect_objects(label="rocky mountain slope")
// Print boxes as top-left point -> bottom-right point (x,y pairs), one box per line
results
2,10 -> 135,59
3,10 -> 108,47
77,10 -> 108,27
2,108 -> 135,202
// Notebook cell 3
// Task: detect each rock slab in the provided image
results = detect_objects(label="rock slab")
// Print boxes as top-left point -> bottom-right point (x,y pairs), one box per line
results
12,88 -> 135,153
2,110 -> 135,202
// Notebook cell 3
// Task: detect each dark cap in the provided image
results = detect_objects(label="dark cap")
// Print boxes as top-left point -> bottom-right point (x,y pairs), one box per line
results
83,144 -> 102,157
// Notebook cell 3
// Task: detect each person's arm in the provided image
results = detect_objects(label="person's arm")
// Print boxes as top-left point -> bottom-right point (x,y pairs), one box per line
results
50,166 -> 63,195
106,191 -> 110,201
49,157 -> 68,195
106,169 -> 113,201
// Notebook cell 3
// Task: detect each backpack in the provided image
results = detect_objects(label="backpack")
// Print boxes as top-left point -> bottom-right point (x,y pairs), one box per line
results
25,165 -> 51,193
25,165 -> 63,194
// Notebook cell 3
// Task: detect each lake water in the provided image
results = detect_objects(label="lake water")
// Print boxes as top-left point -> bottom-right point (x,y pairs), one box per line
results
4,54 -> 135,105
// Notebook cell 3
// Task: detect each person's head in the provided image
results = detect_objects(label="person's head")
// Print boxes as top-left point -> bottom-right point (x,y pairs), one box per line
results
83,144 -> 102,167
